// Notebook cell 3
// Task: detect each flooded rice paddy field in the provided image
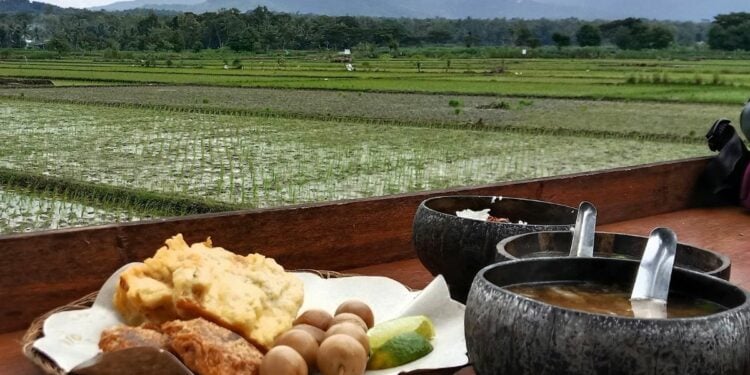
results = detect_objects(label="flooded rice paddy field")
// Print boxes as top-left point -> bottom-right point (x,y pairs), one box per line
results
0,186 -> 158,233
0,99 -> 708,234
0,85 -> 738,140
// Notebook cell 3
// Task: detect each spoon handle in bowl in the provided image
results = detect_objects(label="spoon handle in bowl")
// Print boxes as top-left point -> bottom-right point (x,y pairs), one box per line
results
569,201 -> 597,258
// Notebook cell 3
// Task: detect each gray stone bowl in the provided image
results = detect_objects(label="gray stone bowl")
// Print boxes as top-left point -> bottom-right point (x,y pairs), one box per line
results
466,257 -> 750,375
412,196 -> 577,303
497,231 -> 731,280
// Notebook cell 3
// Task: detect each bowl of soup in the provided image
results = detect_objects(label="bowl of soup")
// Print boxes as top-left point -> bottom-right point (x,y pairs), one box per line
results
465,257 -> 750,375
412,196 -> 577,303
496,230 -> 731,280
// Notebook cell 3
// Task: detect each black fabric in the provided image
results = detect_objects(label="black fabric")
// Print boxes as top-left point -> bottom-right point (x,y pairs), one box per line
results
741,100 -> 750,141
703,125 -> 749,204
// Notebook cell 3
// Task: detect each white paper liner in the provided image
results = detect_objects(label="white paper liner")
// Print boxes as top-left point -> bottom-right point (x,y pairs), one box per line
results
33,263 -> 467,374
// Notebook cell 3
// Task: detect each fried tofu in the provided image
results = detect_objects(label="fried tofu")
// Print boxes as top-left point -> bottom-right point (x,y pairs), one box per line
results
161,318 -> 263,375
113,234 -> 304,350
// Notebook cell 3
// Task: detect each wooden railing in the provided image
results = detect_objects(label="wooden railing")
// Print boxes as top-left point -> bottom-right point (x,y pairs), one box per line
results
0,157 -> 711,333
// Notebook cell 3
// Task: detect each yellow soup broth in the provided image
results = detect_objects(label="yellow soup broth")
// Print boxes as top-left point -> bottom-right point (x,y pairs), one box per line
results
506,282 -> 726,318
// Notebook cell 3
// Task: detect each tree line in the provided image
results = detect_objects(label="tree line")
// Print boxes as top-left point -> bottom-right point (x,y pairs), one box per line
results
0,1 -> 748,53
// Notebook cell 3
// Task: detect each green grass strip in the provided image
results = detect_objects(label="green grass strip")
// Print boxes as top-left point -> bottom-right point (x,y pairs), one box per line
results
0,71 -> 746,106
0,166 -> 241,216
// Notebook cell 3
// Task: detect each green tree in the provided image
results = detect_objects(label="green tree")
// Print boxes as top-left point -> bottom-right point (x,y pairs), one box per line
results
228,28 -> 260,51
576,24 -> 601,46
427,29 -> 452,44
645,25 -> 674,49
551,32 -> 571,49
600,18 -> 673,50
463,31 -> 479,47
46,34 -> 70,54
171,13 -> 203,52
708,12 -> 750,50
514,25 -> 533,46
600,18 -> 646,49
0,26 -> 7,48
0,5 -> 716,53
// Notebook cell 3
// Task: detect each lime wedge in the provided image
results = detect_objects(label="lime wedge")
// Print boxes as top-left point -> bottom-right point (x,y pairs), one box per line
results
367,332 -> 434,370
367,315 -> 435,349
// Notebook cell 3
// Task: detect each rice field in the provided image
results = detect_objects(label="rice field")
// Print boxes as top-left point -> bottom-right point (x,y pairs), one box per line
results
2,57 -> 750,104
0,86 -> 739,140
0,54 -> 742,235
0,100 -> 707,213
0,186 -> 157,233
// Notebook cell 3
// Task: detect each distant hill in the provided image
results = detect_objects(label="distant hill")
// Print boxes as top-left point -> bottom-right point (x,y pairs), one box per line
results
0,0 -> 65,13
91,0 -> 750,21
93,0 -> 574,18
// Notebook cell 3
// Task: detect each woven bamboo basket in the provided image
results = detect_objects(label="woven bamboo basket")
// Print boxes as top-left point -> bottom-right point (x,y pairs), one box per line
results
21,269 -> 357,375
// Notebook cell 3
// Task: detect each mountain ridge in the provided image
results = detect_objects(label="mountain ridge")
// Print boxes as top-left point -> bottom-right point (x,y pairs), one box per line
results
89,0 -> 750,20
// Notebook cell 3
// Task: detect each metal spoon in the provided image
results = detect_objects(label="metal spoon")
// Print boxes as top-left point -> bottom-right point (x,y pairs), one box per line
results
569,201 -> 597,258
630,227 -> 677,319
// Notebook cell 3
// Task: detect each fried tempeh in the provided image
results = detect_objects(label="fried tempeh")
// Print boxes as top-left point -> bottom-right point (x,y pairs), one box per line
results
161,318 -> 263,375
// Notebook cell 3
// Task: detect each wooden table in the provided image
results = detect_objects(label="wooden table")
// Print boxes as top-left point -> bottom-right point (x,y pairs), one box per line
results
2,157 -> 749,374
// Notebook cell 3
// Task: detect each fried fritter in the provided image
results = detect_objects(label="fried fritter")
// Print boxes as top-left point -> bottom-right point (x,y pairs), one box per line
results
161,318 -> 263,375
113,233 -> 304,350
99,325 -> 170,353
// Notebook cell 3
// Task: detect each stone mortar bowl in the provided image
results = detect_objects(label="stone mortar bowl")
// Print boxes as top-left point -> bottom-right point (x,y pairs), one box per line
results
466,257 -> 750,375
412,195 -> 577,303
497,230 -> 731,280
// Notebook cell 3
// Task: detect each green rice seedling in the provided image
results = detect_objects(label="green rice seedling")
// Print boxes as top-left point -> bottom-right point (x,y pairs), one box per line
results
713,73 -> 723,85
518,99 -> 534,108
0,97 -> 711,227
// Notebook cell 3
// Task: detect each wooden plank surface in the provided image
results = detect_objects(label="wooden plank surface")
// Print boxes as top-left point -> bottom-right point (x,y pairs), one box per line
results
0,158 -> 712,333
0,331 -> 44,375
600,206 -> 750,288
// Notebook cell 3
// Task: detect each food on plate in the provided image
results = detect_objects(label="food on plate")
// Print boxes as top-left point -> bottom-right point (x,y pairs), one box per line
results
334,300 -> 374,329
293,309 -> 333,331
101,246 -> 409,374
263,301 -> 374,374
99,324 -> 170,352
113,233 -> 304,350
291,324 -> 326,344
487,215 -> 510,223
455,208 -> 511,223
99,318 -> 264,375
367,315 -> 434,349
317,334 -> 368,375
330,313 -> 368,332
325,322 -> 369,353
367,332 -> 433,370
161,318 -> 264,375
366,315 -> 435,370
273,329 -> 320,369
259,346 -> 307,375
